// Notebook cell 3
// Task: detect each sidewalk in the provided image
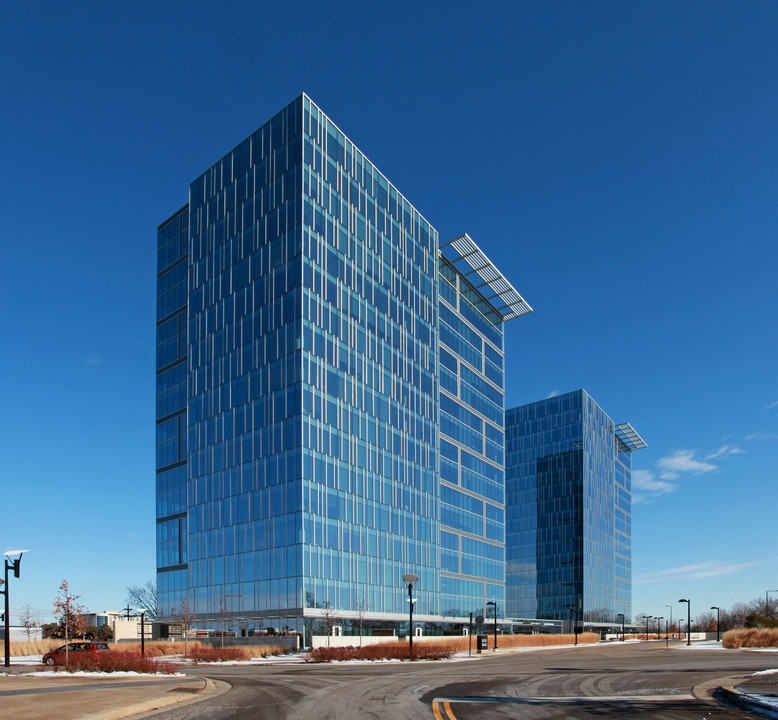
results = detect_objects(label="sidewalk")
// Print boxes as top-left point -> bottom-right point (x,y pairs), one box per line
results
0,665 -> 229,720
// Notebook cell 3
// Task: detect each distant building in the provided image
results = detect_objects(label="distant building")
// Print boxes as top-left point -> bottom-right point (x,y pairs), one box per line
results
505,390 -> 646,627
0,626 -> 42,642
85,611 -> 131,628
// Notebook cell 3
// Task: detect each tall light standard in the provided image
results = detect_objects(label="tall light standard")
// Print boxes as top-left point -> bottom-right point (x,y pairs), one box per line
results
710,606 -> 721,642
766,590 -> 778,618
616,613 -> 625,642
678,599 -> 691,646
130,610 -> 147,656
644,615 -> 653,642
655,617 -> 663,641
569,608 -> 578,646
2,550 -> 28,668
486,601 -> 498,650
666,604 -> 673,639
402,574 -> 418,659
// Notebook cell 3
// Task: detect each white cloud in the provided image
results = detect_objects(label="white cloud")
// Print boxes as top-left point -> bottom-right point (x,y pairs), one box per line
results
767,400 -> 778,409
545,390 -> 560,399
705,445 -> 744,460
745,432 -> 778,441
631,469 -> 678,504
656,450 -> 718,480
634,560 -> 758,584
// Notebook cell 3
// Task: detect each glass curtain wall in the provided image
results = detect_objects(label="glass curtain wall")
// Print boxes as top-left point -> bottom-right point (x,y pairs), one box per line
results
156,206 -> 190,617
438,257 -> 506,620
185,98 -> 304,630
505,392 -> 584,620
505,390 -> 635,625
614,447 -> 632,622
300,96 -> 440,625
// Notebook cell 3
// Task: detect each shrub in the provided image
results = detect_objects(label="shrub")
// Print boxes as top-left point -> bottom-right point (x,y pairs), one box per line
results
306,643 -> 454,663
60,651 -> 178,674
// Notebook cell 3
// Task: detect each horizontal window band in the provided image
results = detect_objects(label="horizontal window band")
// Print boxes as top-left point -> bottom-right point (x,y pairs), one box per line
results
157,512 -> 187,524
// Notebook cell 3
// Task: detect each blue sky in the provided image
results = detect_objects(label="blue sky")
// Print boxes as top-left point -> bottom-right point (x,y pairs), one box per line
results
2,0 -> 776,625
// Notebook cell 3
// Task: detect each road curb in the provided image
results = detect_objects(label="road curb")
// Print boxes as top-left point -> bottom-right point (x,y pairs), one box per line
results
716,681 -> 778,718
80,677 -> 232,720
691,675 -> 778,719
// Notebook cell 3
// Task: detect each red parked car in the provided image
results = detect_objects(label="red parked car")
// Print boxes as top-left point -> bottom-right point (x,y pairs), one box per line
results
42,641 -> 111,666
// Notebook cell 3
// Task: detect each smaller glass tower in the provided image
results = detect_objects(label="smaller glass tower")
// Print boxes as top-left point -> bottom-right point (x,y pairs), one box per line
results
505,390 -> 646,626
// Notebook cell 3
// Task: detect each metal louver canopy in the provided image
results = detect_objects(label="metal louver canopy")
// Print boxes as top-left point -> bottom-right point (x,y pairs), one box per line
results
440,233 -> 532,321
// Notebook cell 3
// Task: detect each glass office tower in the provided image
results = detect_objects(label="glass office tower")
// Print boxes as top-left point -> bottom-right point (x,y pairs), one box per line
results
504,390 -> 645,626
156,94 -> 531,634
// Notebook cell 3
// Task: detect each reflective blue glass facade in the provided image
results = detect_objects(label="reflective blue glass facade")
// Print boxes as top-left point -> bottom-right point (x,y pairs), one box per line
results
156,205 -> 190,616
505,390 -> 640,625
156,94 -> 529,633
438,258 -> 506,618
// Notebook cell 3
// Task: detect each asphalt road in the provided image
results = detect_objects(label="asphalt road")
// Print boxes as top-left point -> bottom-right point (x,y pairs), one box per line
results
148,642 -> 778,720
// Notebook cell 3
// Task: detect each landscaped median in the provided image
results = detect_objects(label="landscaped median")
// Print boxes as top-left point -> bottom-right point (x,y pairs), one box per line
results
1,639 -> 292,674
306,632 -> 600,663
49,642 -> 292,672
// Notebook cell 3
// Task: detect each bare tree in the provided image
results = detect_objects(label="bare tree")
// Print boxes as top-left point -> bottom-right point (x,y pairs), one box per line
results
217,594 -> 230,649
354,598 -> 368,647
172,598 -> 197,655
694,611 -> 715,632
18,604 -> 38,641
321,601 -> 339,647
126,580 -> 158,620
53,579 -> 88,664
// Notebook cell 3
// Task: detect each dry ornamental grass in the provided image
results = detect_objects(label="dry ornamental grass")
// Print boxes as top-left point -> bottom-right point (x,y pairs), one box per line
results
110,641 -> 189,656
723,628 -> 778,648
2,639 -> 63,657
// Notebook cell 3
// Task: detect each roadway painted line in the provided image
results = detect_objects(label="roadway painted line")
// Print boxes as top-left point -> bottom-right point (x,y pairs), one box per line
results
432,700 -> 458,719
432,693 -> 695,707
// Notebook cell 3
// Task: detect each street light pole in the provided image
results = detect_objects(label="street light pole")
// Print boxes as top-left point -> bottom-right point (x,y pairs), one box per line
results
486,601 -> 497,651
644,615 -> 652,642
402,574 -> 418,659
666,604 -> 673,639
679,599 -> 691,646
2,551 -> 28,668
766,591 -> 778,618
710,606 -> 721,643
655,617 -> 663,641
569,608 -> 578,646
140,612 -> 146,656
616,613 -> 625,642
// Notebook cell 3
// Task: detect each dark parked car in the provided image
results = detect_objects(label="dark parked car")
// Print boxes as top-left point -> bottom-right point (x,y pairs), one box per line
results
42,641 -> 111,666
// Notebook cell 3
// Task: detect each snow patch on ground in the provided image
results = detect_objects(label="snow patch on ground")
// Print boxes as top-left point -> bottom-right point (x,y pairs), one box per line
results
10,670 -> 186,678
